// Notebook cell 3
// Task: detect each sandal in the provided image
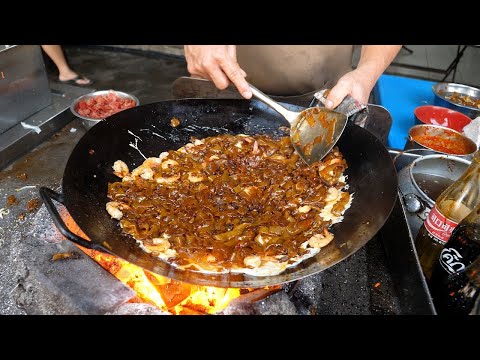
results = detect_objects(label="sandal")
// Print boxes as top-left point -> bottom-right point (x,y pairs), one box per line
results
59,74 -> 93,87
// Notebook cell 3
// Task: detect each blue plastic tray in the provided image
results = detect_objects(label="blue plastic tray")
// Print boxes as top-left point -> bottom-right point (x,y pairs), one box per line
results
374,74 -> 436,149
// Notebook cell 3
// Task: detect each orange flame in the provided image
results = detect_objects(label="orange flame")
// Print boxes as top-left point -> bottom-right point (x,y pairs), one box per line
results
59,209 -> 242,314
88,250 -> 241,314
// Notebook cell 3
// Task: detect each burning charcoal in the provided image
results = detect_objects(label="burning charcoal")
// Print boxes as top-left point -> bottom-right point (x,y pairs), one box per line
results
51,251 -> 81,262
178,302 -> 210,315
144,271 -> 192,309
218,287 -> 282,315
222,289 -> 299,315
157,282 -> 192,309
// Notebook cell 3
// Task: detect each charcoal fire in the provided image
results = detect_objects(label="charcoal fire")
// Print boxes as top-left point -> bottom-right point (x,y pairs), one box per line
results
60,209 -> 279,314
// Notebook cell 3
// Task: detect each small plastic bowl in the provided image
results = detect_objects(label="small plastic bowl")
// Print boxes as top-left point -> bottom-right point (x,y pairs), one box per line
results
414,105 -> 471,132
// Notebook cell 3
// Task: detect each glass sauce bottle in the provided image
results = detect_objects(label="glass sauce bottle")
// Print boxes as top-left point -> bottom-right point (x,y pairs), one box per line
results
430,254 -> 480,315
415,150 -> 480,281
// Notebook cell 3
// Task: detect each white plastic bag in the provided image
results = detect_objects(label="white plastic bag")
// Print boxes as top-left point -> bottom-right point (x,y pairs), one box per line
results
463,116 -> 480,147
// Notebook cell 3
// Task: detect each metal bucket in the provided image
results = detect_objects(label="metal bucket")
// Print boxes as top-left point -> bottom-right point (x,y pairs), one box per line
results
398,154 -> 470,238
409,155 -> 470,207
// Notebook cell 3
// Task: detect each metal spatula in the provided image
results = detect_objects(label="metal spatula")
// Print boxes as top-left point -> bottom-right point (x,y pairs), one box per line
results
250,85 -> 365,165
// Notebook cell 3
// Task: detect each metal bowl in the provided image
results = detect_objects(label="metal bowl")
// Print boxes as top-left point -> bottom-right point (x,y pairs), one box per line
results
406,124 -> 477,157
398,154 -> 471,239
409,154 -> 470,207
70,90 -> 140,129
432,82 -> 480,119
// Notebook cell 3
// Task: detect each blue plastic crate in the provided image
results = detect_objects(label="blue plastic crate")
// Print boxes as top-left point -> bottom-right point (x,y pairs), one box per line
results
374,74 -> 436,149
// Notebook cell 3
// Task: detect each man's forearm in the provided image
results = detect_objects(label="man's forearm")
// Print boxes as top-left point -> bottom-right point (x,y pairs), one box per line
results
322,45 -> 401,108
356,45 -> 402,88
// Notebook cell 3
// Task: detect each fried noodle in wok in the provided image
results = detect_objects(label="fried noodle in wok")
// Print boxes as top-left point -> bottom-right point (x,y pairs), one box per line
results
106,134 -> 352,276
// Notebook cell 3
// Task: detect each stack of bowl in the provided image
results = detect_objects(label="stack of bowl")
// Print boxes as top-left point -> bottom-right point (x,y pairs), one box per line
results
408,82 -> 480,157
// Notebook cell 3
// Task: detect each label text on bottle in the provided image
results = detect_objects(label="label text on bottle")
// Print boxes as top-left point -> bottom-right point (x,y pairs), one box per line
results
439,247 -> 466,274
424,206 -> 458,243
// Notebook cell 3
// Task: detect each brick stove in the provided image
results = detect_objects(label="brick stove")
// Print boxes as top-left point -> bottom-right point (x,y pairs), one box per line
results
5,200 -> 373,315
2,191 -> 407,315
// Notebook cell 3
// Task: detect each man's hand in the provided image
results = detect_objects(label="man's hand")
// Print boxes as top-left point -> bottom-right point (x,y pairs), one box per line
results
184,45 -> 252,99
325,45 -> 402,109
324,68 -> 373,109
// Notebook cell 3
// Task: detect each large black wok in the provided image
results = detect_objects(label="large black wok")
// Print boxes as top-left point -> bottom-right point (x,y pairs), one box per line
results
40,99 -> 398,288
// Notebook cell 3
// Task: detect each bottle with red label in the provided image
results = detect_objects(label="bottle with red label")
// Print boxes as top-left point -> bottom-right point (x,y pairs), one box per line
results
415,150 -> 480,281
429,202 -> 480,310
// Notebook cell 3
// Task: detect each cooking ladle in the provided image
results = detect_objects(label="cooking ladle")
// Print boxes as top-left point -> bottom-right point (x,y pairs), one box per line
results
250,85 -> 364,164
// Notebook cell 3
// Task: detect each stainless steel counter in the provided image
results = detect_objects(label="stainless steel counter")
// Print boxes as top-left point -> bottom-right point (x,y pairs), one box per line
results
0,45 -> 52,133
0,82 -> 93,170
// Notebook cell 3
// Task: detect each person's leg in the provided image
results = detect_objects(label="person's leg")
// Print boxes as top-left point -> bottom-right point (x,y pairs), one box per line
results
41,45 -> 91,85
